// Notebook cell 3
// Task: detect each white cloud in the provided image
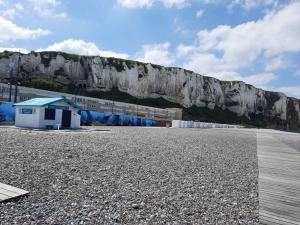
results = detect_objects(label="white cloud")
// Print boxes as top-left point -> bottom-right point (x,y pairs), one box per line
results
38,39 -> 129,59
183,53 -> 222,74
196,9 -> 204,17
0,0 -> 67,20
275,86 -> 300,98
177,44 -> 195,57
29,0 -> 61,7
228,0 -> 279,10
162,0 -> 190,8
202,0 -> 223,3
28,0 -> 68,19
136,42 -> 174,66
264,56 -> 289,71
181,51 -> 278,87
40,11 -> 67,19
179,1 -> 300,80
2,3 -> 24,19
203,0 -> 281,10
242,72 -> 277,87
197,2 -> 300,69
117,0 -> 154,8
0,16 -> 51,43
117,0 -> 190,8
207,71 -> 242,81
208,71 -> 277,87
54,12 -> 67,19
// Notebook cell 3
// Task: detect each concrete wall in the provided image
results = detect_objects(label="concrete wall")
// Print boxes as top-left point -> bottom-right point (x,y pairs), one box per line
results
15,107 -> 41,128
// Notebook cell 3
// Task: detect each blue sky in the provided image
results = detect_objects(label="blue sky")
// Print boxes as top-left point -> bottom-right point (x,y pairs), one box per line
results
0,0 -> 300,98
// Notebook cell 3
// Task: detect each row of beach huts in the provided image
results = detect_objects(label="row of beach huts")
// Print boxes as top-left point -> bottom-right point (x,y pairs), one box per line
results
171,120 -> 243,129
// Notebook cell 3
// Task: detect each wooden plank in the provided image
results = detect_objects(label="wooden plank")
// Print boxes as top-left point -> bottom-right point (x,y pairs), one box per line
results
257,131 -> 300,225
0,187 -> 24,198
0,182 -> 29,195
0,193 -> 10,201
0,182 -> 29,202
260,210 -> 300,225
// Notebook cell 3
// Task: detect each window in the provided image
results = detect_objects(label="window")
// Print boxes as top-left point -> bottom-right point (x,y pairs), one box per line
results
20,108 -> 33,114
45,108 -> 56,120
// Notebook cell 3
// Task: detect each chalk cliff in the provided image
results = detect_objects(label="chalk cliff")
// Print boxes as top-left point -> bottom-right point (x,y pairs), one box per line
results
0,51 -> 299,129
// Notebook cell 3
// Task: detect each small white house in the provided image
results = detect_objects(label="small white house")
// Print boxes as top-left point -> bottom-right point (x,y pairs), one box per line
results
14,97 -> 81,129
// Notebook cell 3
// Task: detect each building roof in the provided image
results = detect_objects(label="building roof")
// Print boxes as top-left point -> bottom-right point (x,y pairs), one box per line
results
14,97 -> 81,109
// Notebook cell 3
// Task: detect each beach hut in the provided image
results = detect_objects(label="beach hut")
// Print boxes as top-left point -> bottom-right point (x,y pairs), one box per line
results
14,97 -> 81,129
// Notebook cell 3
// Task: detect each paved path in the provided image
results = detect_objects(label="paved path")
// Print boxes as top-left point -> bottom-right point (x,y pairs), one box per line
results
257,130 -> 300,225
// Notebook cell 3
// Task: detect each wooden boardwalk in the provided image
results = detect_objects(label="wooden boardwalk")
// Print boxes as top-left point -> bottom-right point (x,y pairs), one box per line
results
257,131 -> 300,225
0,182 -> 28,202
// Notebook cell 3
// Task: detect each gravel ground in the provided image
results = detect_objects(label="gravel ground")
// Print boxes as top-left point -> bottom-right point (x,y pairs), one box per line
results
0,127 -> 259,225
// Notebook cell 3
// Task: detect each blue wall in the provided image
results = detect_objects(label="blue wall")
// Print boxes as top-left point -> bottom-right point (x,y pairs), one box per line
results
80,110 -> 157,126
0,102 -> 157,126
0,102 -> 15,122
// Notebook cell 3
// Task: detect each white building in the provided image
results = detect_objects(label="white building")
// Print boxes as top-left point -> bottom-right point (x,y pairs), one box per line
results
14,97 -> 81,129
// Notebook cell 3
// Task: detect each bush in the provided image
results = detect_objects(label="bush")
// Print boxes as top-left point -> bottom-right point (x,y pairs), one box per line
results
125,60 -> 136,69
60,52 -> 81,61
0,51 -> 11,59
21,79 -> 75,93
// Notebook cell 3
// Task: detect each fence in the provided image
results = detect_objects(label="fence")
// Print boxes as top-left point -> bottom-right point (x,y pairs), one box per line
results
0,83 -> 177,122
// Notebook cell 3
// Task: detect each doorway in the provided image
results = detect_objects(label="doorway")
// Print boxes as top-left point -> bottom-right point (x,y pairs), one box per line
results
62,110 -> 71,128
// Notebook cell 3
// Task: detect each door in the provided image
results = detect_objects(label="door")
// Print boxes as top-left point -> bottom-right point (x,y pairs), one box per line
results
61,110 -> 71,128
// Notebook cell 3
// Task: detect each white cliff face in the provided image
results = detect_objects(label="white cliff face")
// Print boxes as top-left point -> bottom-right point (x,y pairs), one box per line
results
0,51 -> 299,129
274,96 -> 287,120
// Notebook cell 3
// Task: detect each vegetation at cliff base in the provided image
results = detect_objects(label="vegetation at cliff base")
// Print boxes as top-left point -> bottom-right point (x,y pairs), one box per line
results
21,79 -> 75,94
18,78 -> 272,128
87,88 -> 259,127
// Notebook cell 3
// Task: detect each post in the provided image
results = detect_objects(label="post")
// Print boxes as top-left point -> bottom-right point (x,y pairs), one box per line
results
8,81 -> 12,102
14,80 -> 18,103
14,52 -> 21,103
8,61 -> 14,102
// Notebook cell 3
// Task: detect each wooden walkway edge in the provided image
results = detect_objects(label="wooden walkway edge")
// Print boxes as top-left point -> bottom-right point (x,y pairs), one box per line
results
257,131 -> 300,225
0,182 -> 29,202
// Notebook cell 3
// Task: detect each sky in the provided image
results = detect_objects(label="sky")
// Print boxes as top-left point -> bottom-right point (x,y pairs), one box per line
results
0,0 -> 300,98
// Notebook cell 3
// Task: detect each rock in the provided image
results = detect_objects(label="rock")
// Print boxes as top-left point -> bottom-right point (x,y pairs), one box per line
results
131,204 -> 141,210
